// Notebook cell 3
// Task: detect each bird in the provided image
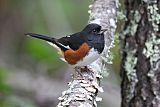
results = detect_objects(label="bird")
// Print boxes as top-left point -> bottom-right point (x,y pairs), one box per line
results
25,23 -> 107,67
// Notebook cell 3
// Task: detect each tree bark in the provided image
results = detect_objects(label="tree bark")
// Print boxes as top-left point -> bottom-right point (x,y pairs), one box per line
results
57,0 -> 118,107
121,0 -> 160,107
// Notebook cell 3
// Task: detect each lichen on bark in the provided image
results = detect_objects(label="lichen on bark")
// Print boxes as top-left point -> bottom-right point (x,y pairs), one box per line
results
121,0 -> 160,107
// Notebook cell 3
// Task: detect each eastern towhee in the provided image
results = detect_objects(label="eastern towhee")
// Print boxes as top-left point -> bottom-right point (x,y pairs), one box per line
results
25,24 -> 107,66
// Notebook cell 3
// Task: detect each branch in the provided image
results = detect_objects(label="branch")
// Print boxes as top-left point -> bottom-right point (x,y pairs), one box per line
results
57,0 -> 118,107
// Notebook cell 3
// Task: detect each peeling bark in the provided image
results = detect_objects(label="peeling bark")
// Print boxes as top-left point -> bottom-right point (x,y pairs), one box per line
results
121,0 -> 160,107
57,0 -> 117,107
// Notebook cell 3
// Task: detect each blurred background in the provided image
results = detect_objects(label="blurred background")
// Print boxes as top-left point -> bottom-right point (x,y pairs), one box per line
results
0,0 -> 121,107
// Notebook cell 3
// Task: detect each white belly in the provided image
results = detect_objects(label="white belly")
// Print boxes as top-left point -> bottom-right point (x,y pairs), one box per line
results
74,48 -> 100,66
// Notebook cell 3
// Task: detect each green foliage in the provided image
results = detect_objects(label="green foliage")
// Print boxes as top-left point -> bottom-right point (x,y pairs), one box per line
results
26,39 -> 55,61
0,67 -> 11,94
25,38 -> 63,68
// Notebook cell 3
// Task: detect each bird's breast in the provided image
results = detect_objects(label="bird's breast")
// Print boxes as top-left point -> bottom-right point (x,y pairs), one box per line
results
64,43 -> 90,65
74,48 -> 100,66
64,42 -> 100,66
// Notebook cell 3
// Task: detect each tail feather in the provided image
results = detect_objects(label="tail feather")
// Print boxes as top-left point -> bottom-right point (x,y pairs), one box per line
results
25,33 -> 68,51
25,33 -> 55,43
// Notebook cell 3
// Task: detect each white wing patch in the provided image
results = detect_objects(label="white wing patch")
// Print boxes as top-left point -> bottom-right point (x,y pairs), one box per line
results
66,35 -> 71,37
60,57 -> 67,62
47,41 -> 71,50
60,44 -> 70,49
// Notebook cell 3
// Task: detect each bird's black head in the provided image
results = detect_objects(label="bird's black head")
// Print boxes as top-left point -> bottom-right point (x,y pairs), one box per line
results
80,24 -> 106,53
82,23 -> 102,34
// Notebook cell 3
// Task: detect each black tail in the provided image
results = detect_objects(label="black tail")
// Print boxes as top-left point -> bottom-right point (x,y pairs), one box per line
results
25,33 -> 68,51
25,33 -> 55,43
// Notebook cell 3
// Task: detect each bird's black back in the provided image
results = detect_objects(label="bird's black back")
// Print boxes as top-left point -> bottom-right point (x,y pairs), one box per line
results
57,29 -> 105,53
58,32 -> 84,50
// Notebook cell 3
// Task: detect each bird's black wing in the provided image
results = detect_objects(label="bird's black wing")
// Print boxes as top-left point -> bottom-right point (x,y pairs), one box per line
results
58,32 -> 85,51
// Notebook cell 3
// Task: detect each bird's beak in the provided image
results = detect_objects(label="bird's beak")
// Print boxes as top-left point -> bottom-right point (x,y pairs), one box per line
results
99,29 -> 107,34
101,29 -> 108,33
25,33 -> 53,42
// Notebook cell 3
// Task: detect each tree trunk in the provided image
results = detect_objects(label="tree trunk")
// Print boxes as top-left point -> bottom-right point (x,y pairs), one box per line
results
121,0 -> 160,107
57,0 -> 118,107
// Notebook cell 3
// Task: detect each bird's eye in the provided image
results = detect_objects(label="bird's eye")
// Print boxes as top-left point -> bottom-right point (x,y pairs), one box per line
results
92,29 -> 97,33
